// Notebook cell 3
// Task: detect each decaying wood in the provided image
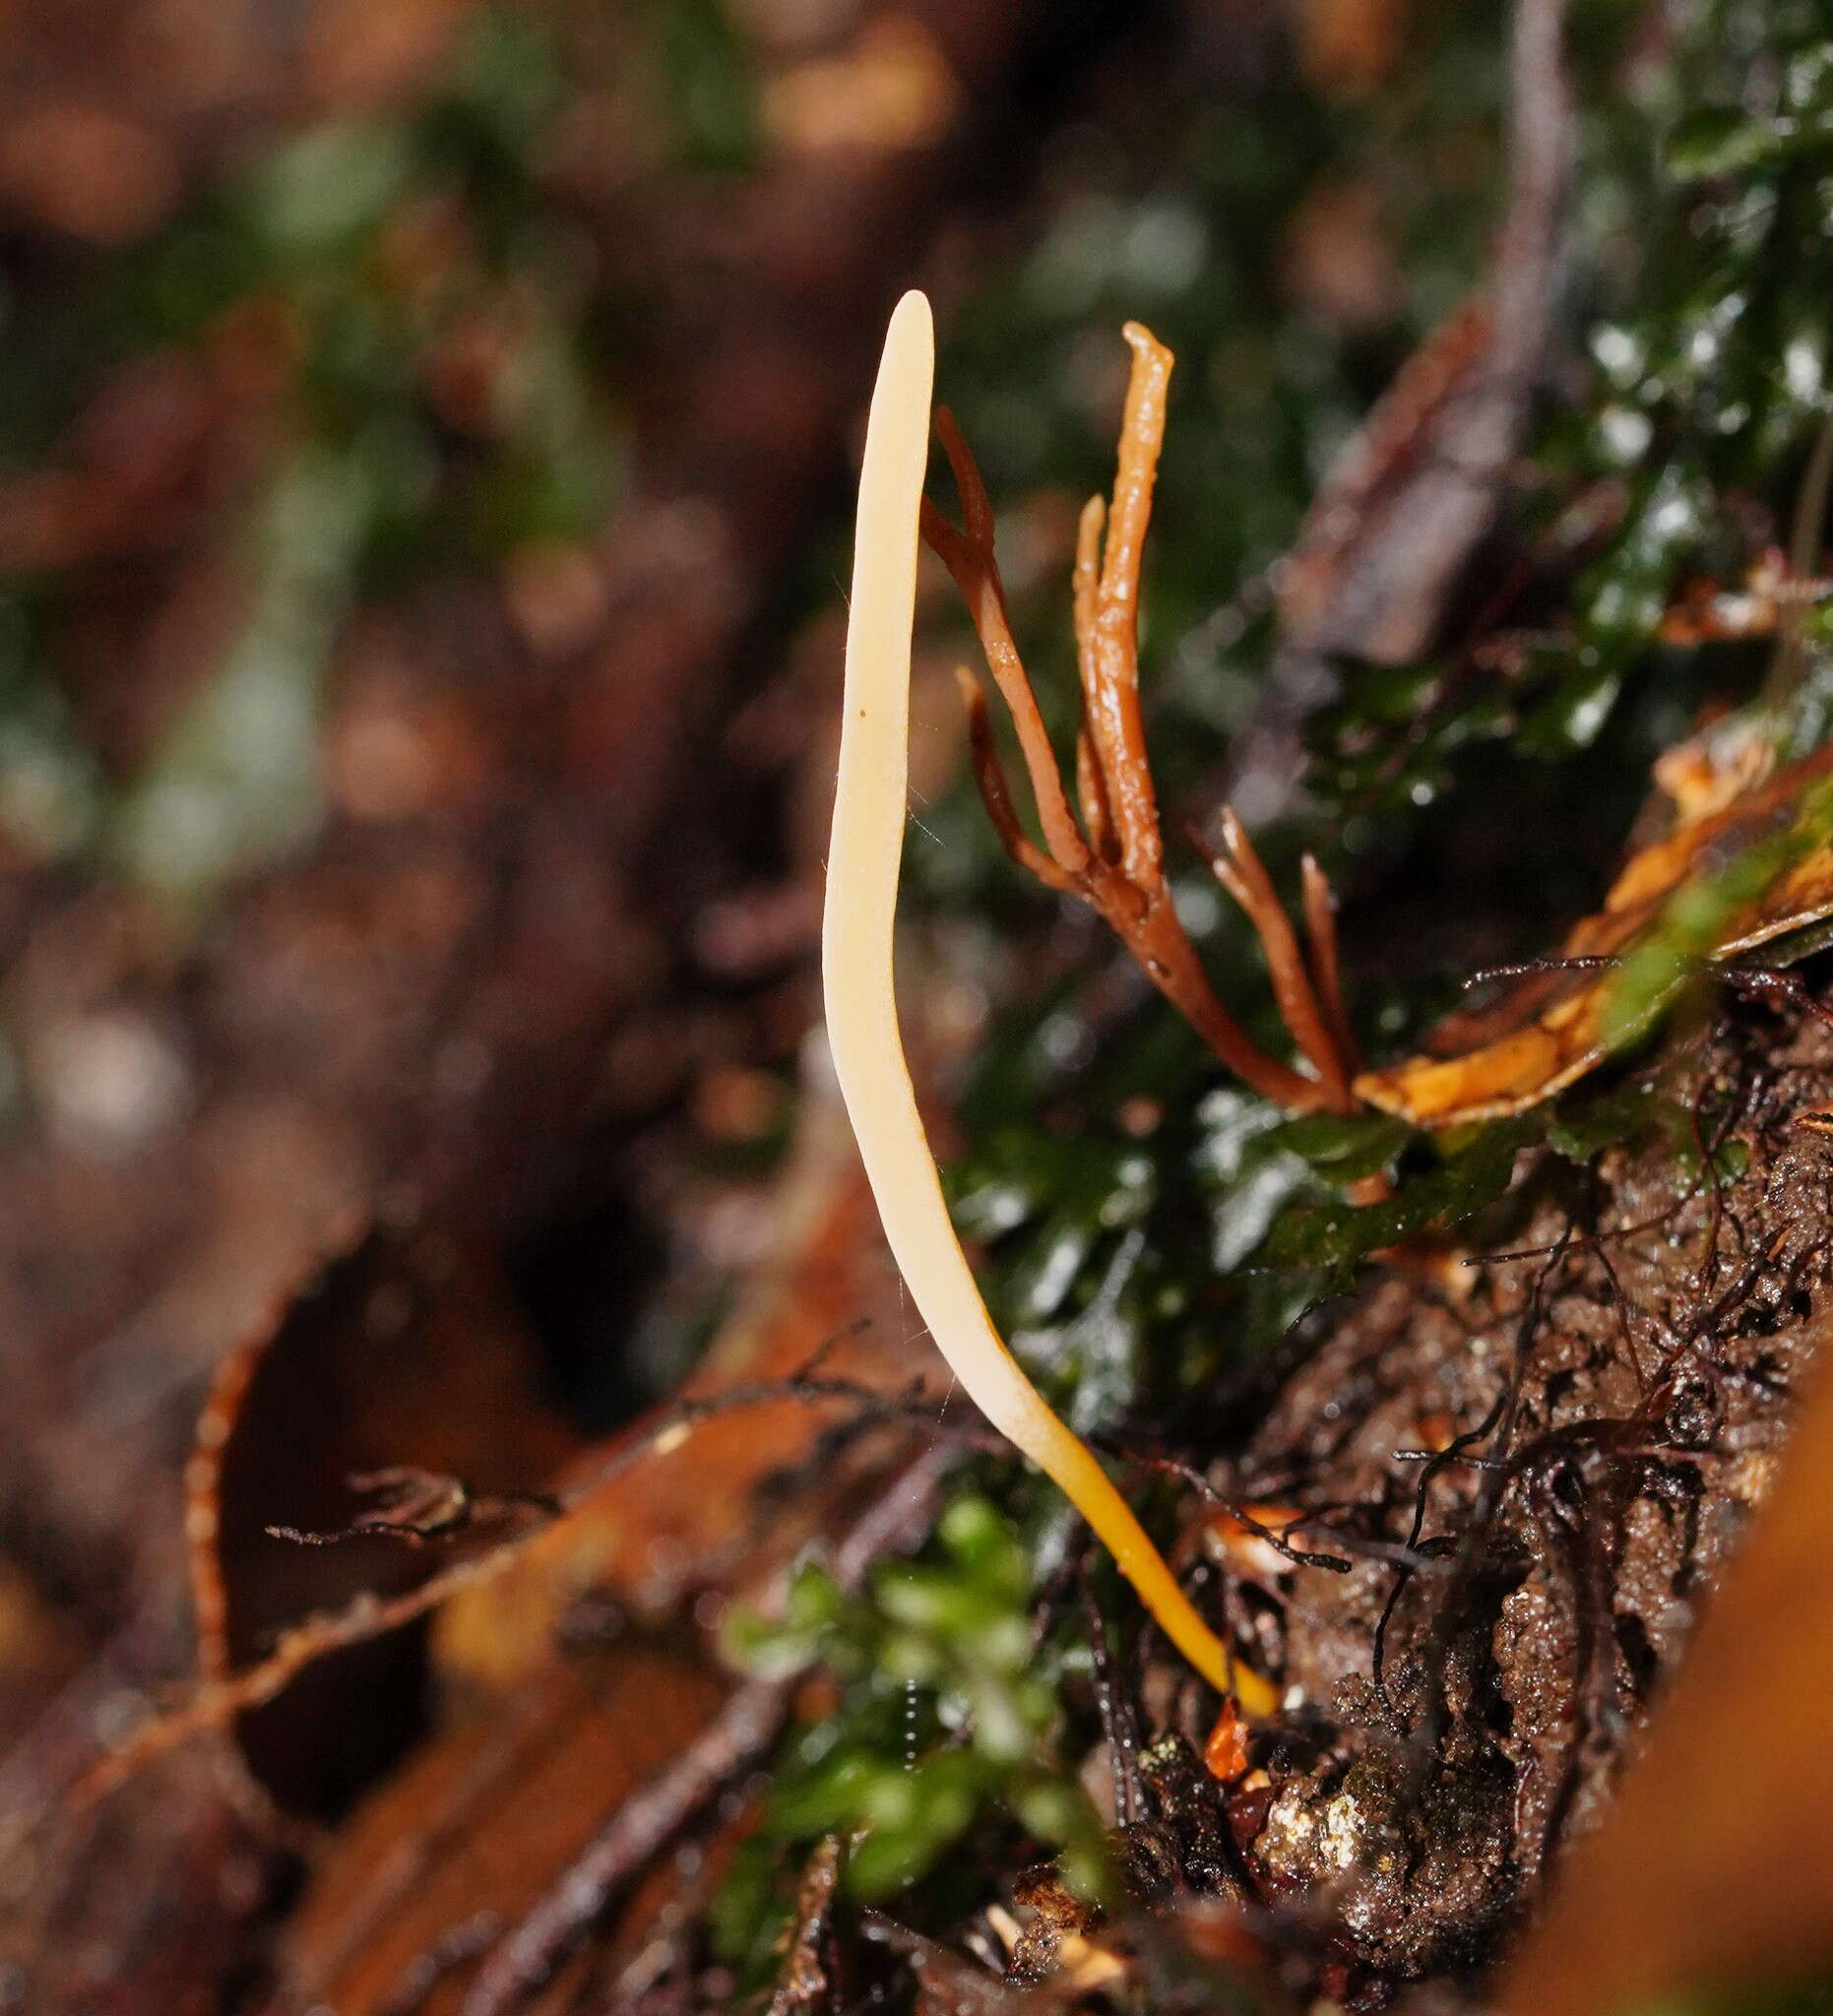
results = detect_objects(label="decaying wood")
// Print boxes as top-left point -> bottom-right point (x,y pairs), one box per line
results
1501,1320 -> 1833,2015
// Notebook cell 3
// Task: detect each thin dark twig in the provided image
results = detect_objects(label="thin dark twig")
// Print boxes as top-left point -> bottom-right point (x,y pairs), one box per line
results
1590,1242 -> 1650,1398
267,1470 -> 559,1549
1375,1222 -> 1575,1716
1372,1384 -> 1508,1715
459,1678 -> 792,2016
1464,956 -> 1622,987
1725,964 -> 1833,1038
1080,1565 -> 1141,1829
73,1362 -> 969,1805
1139,1455 -> 1354,1575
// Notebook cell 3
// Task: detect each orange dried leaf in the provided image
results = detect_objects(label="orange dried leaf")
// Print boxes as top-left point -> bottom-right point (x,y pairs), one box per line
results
1359,743 -> 1833,1127
1203,1502 -> 1304,1584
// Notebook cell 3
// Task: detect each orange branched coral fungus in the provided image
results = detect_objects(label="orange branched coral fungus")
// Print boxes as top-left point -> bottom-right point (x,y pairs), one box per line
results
922,323 -> 1360,1118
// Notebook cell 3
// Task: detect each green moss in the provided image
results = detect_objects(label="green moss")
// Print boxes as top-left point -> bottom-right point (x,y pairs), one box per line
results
716,1492 -> 1109,1974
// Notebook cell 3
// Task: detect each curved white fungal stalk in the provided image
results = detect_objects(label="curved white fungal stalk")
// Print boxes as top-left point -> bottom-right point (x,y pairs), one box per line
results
823,289 -> 1269,1711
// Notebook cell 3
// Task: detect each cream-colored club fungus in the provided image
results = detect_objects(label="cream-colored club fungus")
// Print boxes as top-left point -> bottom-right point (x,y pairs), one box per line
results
822,288 -> 1269,1711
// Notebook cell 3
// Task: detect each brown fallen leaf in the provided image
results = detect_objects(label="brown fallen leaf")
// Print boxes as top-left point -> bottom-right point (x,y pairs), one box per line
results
279,1642 -> 732,2016
188,1216 -> 579,1821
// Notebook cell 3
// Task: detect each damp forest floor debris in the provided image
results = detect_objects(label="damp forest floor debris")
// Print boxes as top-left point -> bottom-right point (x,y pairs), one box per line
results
6,4 -> 1833,2016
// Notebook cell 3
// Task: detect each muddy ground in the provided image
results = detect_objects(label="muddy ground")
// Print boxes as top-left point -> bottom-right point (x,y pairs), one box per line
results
999,984 -> 1833,2010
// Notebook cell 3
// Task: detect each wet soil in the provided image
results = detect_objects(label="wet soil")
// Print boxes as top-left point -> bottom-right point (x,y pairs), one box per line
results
1186,983 -> 1833,1996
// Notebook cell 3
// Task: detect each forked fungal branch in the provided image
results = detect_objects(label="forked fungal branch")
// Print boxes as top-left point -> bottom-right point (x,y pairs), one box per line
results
823,290 -> 1272,1712
921,323 -> 1361,1118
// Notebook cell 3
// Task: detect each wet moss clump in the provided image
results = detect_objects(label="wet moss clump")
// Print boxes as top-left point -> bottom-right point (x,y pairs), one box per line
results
716,1493 -> 1107,1981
